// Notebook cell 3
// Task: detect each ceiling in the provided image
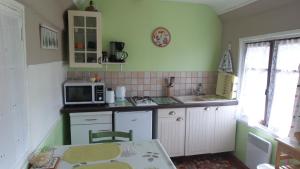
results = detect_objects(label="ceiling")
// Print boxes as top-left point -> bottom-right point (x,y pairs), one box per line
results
162,0 -> 258,14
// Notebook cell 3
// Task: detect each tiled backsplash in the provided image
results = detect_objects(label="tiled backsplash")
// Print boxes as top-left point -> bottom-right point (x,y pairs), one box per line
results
67,71 -> 218,97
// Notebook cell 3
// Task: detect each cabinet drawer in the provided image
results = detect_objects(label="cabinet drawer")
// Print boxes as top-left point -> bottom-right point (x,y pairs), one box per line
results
70,112 -> 112,125
158,108 -> 185,118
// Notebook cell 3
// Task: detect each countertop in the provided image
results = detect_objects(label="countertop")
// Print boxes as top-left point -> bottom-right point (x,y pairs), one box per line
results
61,97 -> 238,113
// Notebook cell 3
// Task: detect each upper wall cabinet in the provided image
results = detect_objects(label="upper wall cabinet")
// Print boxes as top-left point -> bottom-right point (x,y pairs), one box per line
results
68,10 -> 102,68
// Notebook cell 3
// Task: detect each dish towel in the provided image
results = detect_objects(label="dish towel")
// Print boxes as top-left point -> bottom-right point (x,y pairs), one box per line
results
289,64 -> 300,139
218,45 -> 233,73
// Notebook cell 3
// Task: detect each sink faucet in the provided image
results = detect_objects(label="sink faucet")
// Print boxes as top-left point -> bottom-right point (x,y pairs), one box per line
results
194,83 -> 205,96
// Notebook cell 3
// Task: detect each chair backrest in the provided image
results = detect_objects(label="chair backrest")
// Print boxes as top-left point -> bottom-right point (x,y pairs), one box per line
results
89,130 -> 133,144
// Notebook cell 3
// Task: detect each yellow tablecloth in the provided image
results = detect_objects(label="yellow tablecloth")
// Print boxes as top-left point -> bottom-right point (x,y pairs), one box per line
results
62,143 -> 121,164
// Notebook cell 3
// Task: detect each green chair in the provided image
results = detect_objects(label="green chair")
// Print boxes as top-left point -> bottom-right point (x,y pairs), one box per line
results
89,130 -> 133,144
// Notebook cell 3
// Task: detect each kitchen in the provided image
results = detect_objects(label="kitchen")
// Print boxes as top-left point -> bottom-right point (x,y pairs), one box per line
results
1,0 -> 300,169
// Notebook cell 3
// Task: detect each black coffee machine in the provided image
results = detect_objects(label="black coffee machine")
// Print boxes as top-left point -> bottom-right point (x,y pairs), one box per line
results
109,42 -> 128,62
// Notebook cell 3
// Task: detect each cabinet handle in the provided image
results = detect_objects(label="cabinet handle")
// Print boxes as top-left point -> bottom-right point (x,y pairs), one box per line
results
85,119 -> 97,121
131,118 -> 137,122
216,107 -> 219,111
204,107 -> 210,111
169,111 -> 176,116
176,117 -> 183,122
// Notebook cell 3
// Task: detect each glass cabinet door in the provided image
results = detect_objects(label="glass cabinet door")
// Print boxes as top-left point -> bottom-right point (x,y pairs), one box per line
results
86,16 -> 97,64
71,13 -> 100,65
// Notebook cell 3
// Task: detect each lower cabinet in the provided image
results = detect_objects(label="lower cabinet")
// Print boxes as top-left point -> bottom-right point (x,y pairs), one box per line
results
185,105 -> 237,155
157,108 -> 185,157
213,106 -> 237,153
70,111 -> 112,145
185,107 -> 215,156
157,105 -> 237,157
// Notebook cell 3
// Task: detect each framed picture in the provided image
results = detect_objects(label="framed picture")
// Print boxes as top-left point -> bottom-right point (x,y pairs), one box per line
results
152,27 -> 171,47
40,24 -> 59,49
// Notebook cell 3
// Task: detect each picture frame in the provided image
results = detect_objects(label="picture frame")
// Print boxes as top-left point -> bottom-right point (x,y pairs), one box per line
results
40,24 -> 59,49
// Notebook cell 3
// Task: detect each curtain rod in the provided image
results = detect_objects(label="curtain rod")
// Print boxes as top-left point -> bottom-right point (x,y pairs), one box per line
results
246,36 -> 300,45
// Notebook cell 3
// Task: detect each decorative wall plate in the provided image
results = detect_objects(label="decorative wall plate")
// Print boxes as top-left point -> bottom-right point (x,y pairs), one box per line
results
152,27 -> 171,47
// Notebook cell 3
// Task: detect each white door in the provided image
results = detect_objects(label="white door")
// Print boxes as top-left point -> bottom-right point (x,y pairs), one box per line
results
0,1 -> 27,169
114,111 -> 152,141
213,106 -> 237,153
157,109 -> 185,157
185,107 -> 215,156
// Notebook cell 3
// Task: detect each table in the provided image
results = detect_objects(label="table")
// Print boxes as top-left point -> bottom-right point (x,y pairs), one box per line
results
53,139 -> 177,169
275,137 -> 300,169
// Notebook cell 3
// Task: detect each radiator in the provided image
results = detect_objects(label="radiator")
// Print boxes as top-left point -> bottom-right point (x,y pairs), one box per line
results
245,133 -> 272,169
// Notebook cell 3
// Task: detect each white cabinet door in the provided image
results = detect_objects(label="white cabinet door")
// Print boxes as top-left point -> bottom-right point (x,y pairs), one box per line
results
185,107 -> 215,156
213,105 -> 237,153
157,108 -> 185,157
115,111 -> 152,141
70,112 -> 112,145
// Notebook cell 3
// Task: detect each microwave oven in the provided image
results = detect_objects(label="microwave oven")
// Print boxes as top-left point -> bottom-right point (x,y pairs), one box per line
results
63,80 -> 105,105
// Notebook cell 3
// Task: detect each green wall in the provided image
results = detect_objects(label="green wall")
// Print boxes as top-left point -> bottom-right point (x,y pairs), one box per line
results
235,121 -> 278,165
88,0 -> 222,71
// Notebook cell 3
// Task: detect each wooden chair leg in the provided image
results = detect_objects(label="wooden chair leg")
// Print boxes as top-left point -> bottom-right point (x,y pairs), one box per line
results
275,144 -> 281,169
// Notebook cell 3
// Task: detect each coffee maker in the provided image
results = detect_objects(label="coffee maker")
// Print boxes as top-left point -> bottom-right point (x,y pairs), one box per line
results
109,42 -> 128,62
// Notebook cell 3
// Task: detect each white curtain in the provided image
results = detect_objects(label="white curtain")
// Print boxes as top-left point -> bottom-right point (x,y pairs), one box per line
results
268,39 -> 300,137
239,42 -> 270,125
289,65 -> 300,139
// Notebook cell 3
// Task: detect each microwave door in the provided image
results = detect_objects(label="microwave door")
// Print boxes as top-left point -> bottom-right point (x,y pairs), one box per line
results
65,86 -> 93,104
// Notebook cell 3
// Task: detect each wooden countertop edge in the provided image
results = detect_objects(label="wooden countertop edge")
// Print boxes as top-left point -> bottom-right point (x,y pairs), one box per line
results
61,100 -> 239,113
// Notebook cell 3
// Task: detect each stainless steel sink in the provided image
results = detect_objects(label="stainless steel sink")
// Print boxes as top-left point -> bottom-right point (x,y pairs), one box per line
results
175,95 -> 228,103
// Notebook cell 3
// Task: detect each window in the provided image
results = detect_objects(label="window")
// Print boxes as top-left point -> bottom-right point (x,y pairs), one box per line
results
240,38 -> 300,137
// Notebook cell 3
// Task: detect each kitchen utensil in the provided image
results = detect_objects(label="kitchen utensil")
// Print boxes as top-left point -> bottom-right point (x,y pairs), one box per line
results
166,77 -> 175,87
116,86 -> 126,100
106,88 -> 115,104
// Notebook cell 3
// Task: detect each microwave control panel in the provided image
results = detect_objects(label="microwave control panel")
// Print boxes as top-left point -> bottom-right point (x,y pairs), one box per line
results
95,85 -> 104,102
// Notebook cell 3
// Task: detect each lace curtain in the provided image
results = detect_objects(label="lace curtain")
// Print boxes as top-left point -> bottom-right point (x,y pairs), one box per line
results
240,39 -> 300,137
239,42 -> 270,125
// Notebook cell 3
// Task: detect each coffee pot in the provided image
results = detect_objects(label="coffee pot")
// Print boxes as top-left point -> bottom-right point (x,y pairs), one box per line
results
109,41 -> 128,62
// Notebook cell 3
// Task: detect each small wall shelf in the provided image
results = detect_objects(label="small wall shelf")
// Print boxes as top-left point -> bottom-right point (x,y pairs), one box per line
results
102,62 -> 126,72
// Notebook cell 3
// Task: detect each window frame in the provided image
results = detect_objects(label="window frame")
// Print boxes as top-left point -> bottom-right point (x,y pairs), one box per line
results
238,29 -> 300,126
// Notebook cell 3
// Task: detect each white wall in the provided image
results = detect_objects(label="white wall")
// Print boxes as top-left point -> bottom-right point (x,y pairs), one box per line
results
26,61 -> 66,151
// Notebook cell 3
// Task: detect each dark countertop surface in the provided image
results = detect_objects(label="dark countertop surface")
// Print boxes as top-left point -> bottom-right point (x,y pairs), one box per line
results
61,97 -> 238,113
